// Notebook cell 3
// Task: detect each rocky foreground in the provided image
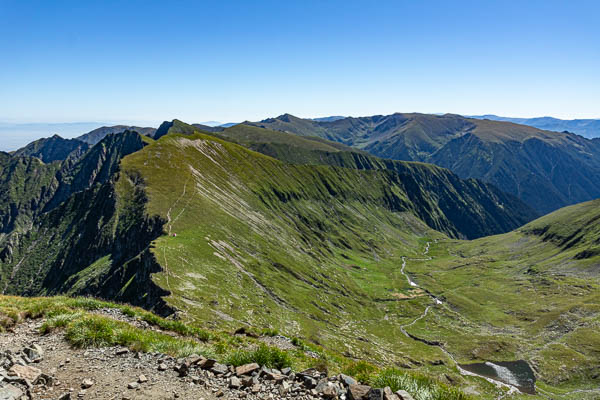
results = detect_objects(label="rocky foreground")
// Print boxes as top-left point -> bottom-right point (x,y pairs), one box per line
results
0,318 -> 414,400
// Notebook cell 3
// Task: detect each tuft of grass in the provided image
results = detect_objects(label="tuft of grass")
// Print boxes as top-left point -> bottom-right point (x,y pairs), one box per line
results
66,315 -> 115,348
342,360 -> 378,384
60,314 -> 212,358
260,328 -> 279,337
40,312 -> 84,334
225,344 -> 292,370
371,369 -> 471,400
137,310 -> 212,341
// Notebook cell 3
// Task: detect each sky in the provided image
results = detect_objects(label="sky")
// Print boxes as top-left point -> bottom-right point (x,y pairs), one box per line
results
0,0 -> 599,149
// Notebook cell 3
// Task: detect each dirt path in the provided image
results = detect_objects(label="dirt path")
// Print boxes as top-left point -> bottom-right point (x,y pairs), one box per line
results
0,320 -> 218,400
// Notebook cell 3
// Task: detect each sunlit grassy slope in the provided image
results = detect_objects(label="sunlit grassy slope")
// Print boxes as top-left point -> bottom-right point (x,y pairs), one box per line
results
111,130 -> 541,399
403,200 -> 600,398
121,132 -> 445,362
4,125 -> 595,398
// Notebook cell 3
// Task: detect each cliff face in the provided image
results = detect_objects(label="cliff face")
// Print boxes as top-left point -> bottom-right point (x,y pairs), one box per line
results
0,132 -> 173,315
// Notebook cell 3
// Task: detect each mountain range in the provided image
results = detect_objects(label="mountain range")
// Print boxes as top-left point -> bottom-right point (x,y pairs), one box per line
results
1,115 -> 599,398
469,114 -> 600,138
247,113 -> 600,214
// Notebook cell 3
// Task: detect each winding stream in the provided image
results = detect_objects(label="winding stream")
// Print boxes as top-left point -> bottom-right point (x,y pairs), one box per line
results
398,241 -> 529,397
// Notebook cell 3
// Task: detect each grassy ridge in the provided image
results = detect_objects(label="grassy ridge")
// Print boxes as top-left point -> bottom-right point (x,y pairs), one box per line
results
114,131 -> 542,398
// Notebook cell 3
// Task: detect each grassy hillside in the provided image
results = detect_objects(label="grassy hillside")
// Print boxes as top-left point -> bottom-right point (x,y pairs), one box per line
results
402,200 -> 600,397
204,123 -> 536,238
2,126 -> 595,398
248,113 -> 600,214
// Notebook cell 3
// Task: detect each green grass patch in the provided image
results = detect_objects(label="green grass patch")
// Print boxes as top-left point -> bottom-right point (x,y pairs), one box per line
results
371,368 -> 471,400
225,344 -> 292,369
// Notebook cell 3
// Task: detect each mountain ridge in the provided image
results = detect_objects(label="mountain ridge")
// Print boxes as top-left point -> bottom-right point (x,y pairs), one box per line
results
470,114 -> 600,138
77,125 -> 157,145
246,113 -> 600,214
0,125 -> 598,397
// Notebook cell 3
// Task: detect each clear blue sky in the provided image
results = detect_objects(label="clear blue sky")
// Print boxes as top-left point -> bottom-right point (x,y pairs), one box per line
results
0,0 -> 599,128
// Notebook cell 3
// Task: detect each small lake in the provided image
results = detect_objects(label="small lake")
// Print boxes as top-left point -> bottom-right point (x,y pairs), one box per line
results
459,360 -> 536,394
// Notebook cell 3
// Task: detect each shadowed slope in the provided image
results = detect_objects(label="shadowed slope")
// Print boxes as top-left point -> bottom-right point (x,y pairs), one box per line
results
248,113 -> 600,214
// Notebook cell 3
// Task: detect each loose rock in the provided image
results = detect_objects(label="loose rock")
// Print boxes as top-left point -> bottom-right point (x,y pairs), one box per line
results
81,378 -> 94,389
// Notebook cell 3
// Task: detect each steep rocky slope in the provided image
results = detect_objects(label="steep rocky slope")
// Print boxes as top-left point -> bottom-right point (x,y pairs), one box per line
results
10,135 -> 89,163
77,125 -> 157,145
0,132 -> 172,313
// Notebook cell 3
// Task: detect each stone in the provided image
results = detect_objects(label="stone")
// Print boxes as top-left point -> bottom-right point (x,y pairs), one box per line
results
81,379 -> 94,389
0,384 -> 23,400
279,380 -> 291,395
281,367 -> 292,375
229,376 -> 242,389
383,386 -> 400,400
368,388 -> 384,400
241,376 -> 254,387
127,382 -> 139,389
236,362 -> 260,376
298,368 -> 321,378
251,384 -> 261,393
158,363 -> 168,371
8,364 -> 42,383
57,394 -> 71,400
23,344 -> 44,362
303,376 -> 317,389
264,371 -> 285,382
316,379 -> 338,398
210,363 -> 228,375
339,373 -> 357,386
185,355 -> 203,365
138,374 -> 148,383
395,390 -> 415,400
348,384 -> 372,400
115,348 -> 129,355
176,362 -> 189,377
198,358 -> 217,369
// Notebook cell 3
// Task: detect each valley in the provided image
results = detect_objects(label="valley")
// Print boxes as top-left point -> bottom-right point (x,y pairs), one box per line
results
3,3 -> 598,399
0,122 -> 598,399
